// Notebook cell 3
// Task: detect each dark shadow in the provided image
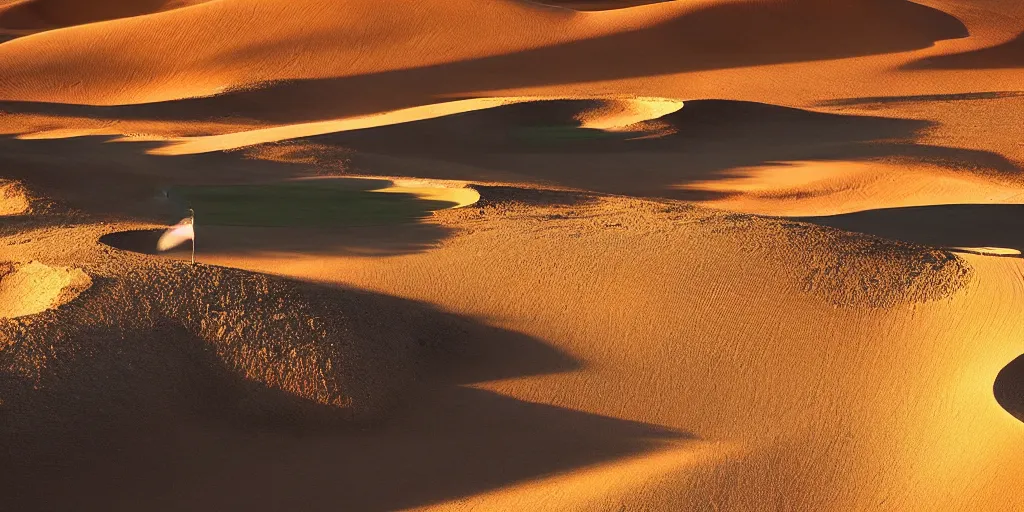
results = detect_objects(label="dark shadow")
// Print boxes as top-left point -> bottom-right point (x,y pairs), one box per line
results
1,136 -> 463,256
907,32 -> 1024,69
0,31 -> 24,43
995,353 -> 1024,422
2,386 -> 686,512
819,90 -> 1024,107
0,264 -> 685,511
474,184 -> 599,208
796,204 -> 1024,256
0,1 -> 966,125
534,0 -> 676,10
97,177 -> 464,257
167,179 -> 461,228
101,222 -> 455,258
4,99 -> 1015,204
317,99 -> 1016,198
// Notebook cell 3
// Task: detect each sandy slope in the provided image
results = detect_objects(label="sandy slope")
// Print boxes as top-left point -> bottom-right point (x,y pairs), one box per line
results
0,0 -> 1022,510
0,0 -> 973,106
163,188 -> 1021,510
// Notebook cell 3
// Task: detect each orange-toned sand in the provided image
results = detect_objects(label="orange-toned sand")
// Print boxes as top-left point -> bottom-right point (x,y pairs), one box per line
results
0,260 -> 91,318
0,0 -> 1022,510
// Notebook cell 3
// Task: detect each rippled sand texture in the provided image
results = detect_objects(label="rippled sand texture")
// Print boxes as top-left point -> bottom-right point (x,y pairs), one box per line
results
0,1 -> 1022,511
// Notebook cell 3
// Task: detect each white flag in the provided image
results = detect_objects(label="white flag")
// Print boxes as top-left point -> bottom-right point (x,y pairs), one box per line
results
157,216 -> 194,251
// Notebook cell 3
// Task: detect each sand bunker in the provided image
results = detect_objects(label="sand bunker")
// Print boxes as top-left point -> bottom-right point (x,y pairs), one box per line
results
0,180 -> 30,216
0,261 -> 91,319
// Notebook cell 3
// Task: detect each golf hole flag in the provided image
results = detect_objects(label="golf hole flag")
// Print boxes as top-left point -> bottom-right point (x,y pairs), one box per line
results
157,209 -> 196,263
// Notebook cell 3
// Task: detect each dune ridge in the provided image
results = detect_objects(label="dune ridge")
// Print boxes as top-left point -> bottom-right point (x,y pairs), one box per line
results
0,0 -> 207,30
0,0 -> 1022,509
0,0 -> 969,106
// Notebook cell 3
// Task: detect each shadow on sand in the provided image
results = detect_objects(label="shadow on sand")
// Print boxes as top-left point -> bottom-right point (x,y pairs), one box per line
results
0,271 -> 686,511
995,354 -> 1024,422
323,99 -> 1017,199
0,0 -> 967,125
906,32 -> 1024,70
3,102 -> 1014,206
797,204 -> 1024,257
101,223 -> 456,258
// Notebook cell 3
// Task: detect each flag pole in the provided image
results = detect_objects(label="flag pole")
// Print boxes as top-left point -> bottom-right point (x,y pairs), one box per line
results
190,208 -> 196,265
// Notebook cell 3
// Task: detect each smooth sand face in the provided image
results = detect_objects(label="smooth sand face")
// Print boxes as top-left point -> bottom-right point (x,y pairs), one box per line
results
0,0 -> 1022,510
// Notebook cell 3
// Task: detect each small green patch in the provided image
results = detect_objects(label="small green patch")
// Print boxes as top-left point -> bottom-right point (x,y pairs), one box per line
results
512,125 -> 617,144
168,179 -> 458,227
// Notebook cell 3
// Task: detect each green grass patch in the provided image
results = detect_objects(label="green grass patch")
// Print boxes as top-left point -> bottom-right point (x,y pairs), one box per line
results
168,179 -> 458,228
512,125 -> 617,144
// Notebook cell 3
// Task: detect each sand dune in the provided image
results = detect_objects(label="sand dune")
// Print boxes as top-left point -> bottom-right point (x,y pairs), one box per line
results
0,0 -> 967,107
183,187 -> 1021,510
194,98 -> 1019,216
912,31 -> 1024,69
1,0 -> 1023,509
148,97 -> 686,155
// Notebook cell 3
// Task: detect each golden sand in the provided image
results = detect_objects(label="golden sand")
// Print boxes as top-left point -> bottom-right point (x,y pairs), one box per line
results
0,0 -> 1021,510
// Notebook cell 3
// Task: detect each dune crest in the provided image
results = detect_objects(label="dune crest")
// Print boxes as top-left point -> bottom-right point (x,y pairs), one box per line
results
0,0 -> 1022,509
0,0 -> 968,105
575,97 -> 683,131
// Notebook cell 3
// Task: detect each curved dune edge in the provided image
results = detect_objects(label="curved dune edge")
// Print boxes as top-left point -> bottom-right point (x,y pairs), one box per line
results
575,97 -> 683,130
994,353 -> 1024,422
142,97 -> 684,156
677,160 -> 1024,217
0,180 -> 30,216
144,98 -> 528,155
291,176 -> 482,209
0,261 -> 91,319
0,0 -> 970,106
371,179 -> 481,209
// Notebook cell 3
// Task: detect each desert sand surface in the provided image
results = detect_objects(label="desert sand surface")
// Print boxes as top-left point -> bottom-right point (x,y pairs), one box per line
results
0,0 -> 1022,510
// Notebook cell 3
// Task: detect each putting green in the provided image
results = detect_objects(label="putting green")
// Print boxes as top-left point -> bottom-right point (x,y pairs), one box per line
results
513,125 -> 617,144
169,178 -> 477,227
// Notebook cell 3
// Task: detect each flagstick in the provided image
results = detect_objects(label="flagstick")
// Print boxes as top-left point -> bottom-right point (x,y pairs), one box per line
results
190,208 -> 196,266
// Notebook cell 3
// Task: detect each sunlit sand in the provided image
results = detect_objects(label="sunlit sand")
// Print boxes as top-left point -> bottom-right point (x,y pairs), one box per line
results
0,261 -> 91,319
0,0 -> 1022,510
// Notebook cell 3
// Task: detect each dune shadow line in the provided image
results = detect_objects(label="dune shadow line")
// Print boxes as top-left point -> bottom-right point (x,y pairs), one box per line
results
995,354 -> 1024,422
0,1 -> 967,124
797,204 -> 1024,257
